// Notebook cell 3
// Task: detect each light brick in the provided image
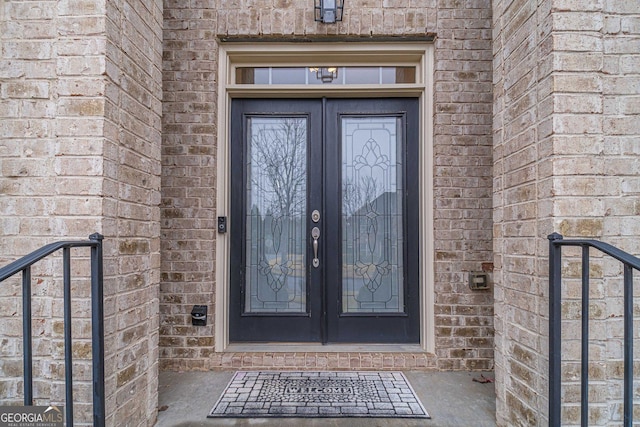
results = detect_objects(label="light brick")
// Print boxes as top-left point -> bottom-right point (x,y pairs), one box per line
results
1,81 -> 50,99
554,33 -> 603,52
552,12 -> 603,31
2,41 -> 53,59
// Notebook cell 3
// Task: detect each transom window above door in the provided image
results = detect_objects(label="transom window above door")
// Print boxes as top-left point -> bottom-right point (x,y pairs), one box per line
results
235,66 -> 416,85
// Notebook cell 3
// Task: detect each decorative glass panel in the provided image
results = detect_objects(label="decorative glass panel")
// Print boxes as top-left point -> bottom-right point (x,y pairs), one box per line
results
245,117 -> 307,313
341,117 -> 404,313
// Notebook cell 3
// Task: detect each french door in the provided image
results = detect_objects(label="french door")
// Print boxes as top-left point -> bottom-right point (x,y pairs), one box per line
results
229,98 -> 420,343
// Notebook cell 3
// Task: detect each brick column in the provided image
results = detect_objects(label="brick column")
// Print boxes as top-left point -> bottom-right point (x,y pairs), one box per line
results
493,1 -> 640,425
103,1 -> 163,425
0,1 -> 163,425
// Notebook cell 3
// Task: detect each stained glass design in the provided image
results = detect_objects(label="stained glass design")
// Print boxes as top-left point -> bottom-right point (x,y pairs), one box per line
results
342,117 -> 404,313
245,117 -> 307,313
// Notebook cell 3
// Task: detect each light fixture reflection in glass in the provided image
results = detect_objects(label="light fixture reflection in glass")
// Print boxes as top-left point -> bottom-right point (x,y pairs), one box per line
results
309,66 -> 338,83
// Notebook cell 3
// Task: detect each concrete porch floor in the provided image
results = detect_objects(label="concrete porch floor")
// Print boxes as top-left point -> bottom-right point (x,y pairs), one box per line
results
155,370 -> 496,426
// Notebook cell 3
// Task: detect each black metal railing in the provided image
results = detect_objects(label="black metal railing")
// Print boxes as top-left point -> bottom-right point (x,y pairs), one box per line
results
549,232 -> 640,427
0,233 -> 105,427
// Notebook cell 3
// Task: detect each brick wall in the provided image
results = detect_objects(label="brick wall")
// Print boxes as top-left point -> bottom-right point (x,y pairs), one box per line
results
493,0 -> 640,425
104,1 -> 163,426
0,1 -> 162,425
492,0 -> 553,424
161,0 -> 494,371
433,0 -> 494,371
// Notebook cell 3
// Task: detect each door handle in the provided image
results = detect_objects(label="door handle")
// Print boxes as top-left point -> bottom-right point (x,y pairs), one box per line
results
311,227 -> 320,268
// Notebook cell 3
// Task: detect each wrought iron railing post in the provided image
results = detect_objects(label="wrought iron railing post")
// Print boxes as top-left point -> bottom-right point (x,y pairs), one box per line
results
580,245 -> 589,427
90,233 -> 106,427
63,247 -> 74,426
548,232 -> 563,427
22,266 -> 33,405
623,264 -> 633,426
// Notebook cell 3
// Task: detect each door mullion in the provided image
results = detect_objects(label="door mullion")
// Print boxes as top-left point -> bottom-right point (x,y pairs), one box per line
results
306,99 -> 324,340
320,97 -> 328,344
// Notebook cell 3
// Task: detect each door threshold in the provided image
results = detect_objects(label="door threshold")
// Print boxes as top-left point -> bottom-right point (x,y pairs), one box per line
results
225,343 -> 424,353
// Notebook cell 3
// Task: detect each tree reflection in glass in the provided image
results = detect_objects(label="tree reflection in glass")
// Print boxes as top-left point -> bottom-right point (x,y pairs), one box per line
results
342,117 -> 404,314
245,117 -> 307,313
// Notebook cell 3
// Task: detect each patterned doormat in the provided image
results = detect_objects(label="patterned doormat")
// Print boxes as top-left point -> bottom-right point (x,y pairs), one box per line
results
208,371 -> 429,418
